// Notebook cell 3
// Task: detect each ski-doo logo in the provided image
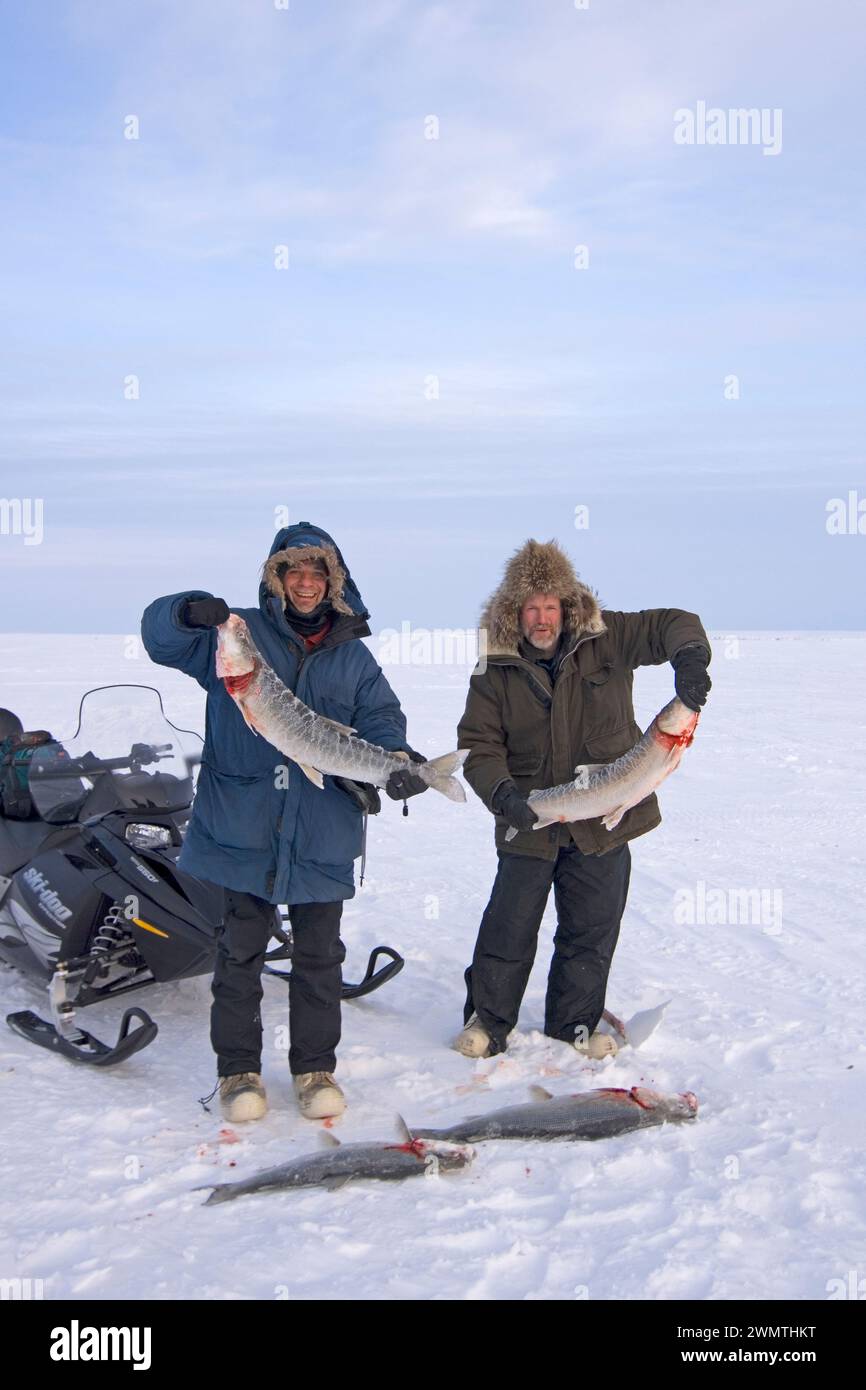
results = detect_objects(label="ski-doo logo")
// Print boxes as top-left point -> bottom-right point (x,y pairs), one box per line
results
49,1319 -> 151,1370
21,867 -> 72,923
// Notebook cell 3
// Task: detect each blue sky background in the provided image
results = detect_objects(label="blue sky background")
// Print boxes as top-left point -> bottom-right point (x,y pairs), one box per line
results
1,0 -> 864,633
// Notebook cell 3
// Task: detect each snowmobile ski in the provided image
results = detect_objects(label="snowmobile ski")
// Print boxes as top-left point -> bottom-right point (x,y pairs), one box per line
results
5,1005 -> 158,1066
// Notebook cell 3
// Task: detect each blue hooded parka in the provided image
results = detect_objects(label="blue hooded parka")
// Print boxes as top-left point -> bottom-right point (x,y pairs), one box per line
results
140,524 -> 408,904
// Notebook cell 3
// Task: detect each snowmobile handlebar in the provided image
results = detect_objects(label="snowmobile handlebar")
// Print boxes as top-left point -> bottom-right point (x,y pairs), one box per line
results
30,744 -> 175,779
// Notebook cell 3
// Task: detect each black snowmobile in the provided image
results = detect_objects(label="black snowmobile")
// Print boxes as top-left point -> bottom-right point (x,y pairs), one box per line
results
0,684 -> 403,1066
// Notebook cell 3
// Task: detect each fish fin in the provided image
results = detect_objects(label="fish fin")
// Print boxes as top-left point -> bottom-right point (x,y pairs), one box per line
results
601,805 -> 627,830
418,749 -> 469,803
323,1175 -> 352,1192
395,1114 -> 413,1142
573,762 -> 606,776
297,762 -> 325,789
529,1085 -> 554,1103
317,715 -> 356,736
318,1131 -> 341,1148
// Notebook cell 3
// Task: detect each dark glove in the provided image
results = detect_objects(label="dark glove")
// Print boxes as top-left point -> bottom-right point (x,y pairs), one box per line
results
333,777 -> 381,815
184,597 -> 230,628
491,780 -> 538,832
385,747 -> 428,801
671,644 -> 712,712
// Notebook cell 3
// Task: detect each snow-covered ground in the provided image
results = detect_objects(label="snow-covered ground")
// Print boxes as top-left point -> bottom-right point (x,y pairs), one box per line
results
1,631 -> 864,1301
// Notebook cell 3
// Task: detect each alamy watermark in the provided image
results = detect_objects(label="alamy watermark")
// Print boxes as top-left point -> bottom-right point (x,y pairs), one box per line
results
674,101 -> 782,156
1,1276 -> 44,1300
0,497 -> 43,545
674,880 -> 783,935
377,622 -> 488,671
50,1320 -> 151,1369
826,490 -> 865,535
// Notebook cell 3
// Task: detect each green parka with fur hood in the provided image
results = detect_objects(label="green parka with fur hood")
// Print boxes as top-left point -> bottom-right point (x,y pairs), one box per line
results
456,539 -> 711,858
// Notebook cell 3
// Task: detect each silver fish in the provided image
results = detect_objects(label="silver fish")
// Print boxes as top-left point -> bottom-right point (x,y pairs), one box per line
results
216,613 -> 468,799
410,1085 -> 699,1144
197,1131 -> 475,1205
506,695 -> 699,841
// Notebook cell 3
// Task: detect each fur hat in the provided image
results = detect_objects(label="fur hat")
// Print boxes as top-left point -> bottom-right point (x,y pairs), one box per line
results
479,538 -> 605,656
260,543 -> 354,617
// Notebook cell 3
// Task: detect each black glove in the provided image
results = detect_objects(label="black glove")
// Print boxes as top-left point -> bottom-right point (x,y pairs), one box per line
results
184,597 -> 230,628
385,747 -> 429,801
671,644 -> 712,711
491,780 -> 538,832
333,777 -> 381,815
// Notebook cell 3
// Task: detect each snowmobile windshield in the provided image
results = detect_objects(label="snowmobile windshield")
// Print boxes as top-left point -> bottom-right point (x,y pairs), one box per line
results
27,685 -> 202,824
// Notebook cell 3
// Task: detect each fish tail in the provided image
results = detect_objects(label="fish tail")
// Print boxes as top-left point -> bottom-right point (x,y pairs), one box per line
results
419,749 -> 469,802
201,1184 -> 234,1206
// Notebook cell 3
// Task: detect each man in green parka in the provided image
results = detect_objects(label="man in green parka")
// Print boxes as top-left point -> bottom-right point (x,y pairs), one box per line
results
454,538 -> 711,1060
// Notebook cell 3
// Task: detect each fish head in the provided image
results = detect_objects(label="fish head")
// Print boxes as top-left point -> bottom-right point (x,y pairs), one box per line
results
631,1086 -> 699,1120
412,1138 -> 476,1172
215,615 -> 265,732
216,614 -> 260,683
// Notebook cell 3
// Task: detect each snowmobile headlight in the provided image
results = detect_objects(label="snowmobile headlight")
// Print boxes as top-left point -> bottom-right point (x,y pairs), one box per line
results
125,823 -> 172,850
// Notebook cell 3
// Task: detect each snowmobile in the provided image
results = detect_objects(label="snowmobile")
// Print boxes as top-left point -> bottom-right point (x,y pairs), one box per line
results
0,684 -> 403,1066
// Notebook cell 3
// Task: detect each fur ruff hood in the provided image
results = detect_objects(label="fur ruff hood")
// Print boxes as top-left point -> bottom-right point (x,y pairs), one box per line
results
260,542 -> 355,617
479,538 -> 606,656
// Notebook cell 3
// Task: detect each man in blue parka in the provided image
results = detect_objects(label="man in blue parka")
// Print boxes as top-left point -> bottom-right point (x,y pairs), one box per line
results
140,523 -> 427,1122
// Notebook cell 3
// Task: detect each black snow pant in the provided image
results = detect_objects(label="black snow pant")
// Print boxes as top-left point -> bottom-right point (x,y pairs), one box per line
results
463,842 -> 631,1055
210,886 -> 346,1077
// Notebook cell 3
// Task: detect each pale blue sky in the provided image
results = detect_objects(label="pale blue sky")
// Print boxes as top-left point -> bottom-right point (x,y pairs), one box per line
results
1,0 -> 864,632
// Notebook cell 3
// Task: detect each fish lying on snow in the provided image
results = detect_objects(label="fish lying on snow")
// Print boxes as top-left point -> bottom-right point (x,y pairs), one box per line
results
197,1131 -> 475,1205
410,1086 -> 699,1144
506,695 -> 699,841
216,613 -> 468,799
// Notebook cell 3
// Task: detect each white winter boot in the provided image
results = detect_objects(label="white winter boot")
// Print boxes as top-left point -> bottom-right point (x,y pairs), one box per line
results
452,1012 -> 493,1059
293,1071 -> 346,1120
573,1030 -> 619,1060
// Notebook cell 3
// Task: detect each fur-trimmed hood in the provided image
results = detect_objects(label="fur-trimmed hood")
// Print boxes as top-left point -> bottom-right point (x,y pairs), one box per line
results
479,538 -> 606,657
259,523 -> 367,620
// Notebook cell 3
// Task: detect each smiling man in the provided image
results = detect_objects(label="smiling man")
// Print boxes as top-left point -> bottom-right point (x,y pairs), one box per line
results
141,523 -> 427,1122
454,538 -> 711,1061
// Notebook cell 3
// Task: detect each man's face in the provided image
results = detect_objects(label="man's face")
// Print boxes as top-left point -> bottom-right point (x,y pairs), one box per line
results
519,592 -> 562,651
283,562 -> 328,612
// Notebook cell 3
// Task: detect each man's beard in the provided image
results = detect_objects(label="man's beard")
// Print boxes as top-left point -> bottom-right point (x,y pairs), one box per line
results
525,626 -> 561,652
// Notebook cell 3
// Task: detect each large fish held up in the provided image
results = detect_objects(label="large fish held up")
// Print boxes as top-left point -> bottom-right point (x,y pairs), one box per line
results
506,695 -> 699,841
410,1085 -> 699,1145
197,1131 -> 475,1205
215,613 -> 468,800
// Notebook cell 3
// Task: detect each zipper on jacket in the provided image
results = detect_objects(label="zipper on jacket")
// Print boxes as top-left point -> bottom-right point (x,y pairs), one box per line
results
500,629 -> 599,705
